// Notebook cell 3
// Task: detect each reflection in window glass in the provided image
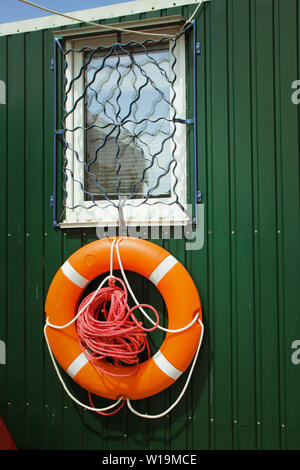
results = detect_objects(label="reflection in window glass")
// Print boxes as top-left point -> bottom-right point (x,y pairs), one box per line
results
84,46 -> 174,200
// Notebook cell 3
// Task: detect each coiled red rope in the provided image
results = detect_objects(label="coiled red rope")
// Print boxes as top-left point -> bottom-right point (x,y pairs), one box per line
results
76,275 -> 160,415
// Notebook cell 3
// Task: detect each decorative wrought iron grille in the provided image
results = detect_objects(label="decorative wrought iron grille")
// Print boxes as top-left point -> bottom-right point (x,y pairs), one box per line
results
52,20 -> 199,227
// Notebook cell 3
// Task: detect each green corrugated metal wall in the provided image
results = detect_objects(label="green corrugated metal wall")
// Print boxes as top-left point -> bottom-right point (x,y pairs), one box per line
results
0,0 -> 299,450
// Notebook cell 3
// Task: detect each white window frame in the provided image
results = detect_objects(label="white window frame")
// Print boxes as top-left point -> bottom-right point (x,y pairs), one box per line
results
61,22 -> 189,228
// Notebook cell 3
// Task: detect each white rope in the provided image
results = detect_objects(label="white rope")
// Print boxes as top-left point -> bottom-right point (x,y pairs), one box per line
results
43,239 -> 124,413
44,237 -> 204,418
46,275 -> 111,330
43,324 -> 124,413
17,0 -> 173,38
114,237 -> 204,419
126,318 -> 204,419
114,238 -> 200,333
17,0 -> 207,38
46,238 -> 117,330
185,0 -> 206,25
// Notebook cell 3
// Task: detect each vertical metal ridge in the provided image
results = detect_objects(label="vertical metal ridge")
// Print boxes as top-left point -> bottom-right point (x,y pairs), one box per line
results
24,30 -> 46,449
24,31 -> 29,440
0,35 -> 8,420
41,29 -> 47,451
205,1 -> 216,450
227,0 -> 238,450
250,0 -> 262,450
203,0 -> 213,450
272,0 -> 285,450
43,27 -> 65,450
251,0 -> 282,450
228,0 -> 257,450
6,32 -> 27,445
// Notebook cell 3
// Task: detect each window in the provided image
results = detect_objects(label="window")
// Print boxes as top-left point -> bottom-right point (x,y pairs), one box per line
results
59,19 -> 189,227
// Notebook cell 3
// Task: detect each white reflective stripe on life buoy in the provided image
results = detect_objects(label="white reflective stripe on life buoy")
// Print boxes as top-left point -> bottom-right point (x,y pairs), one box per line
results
148,255 -> 178,286
153,349 -> 183,381
61,260 -> 90,289
66,351 -> 89,378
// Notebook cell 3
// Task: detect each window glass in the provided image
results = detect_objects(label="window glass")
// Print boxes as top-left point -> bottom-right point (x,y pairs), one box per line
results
84,46 -> 174,201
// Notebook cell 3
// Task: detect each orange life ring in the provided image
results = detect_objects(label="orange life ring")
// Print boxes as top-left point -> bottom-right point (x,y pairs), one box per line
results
45,237 -> 202,401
